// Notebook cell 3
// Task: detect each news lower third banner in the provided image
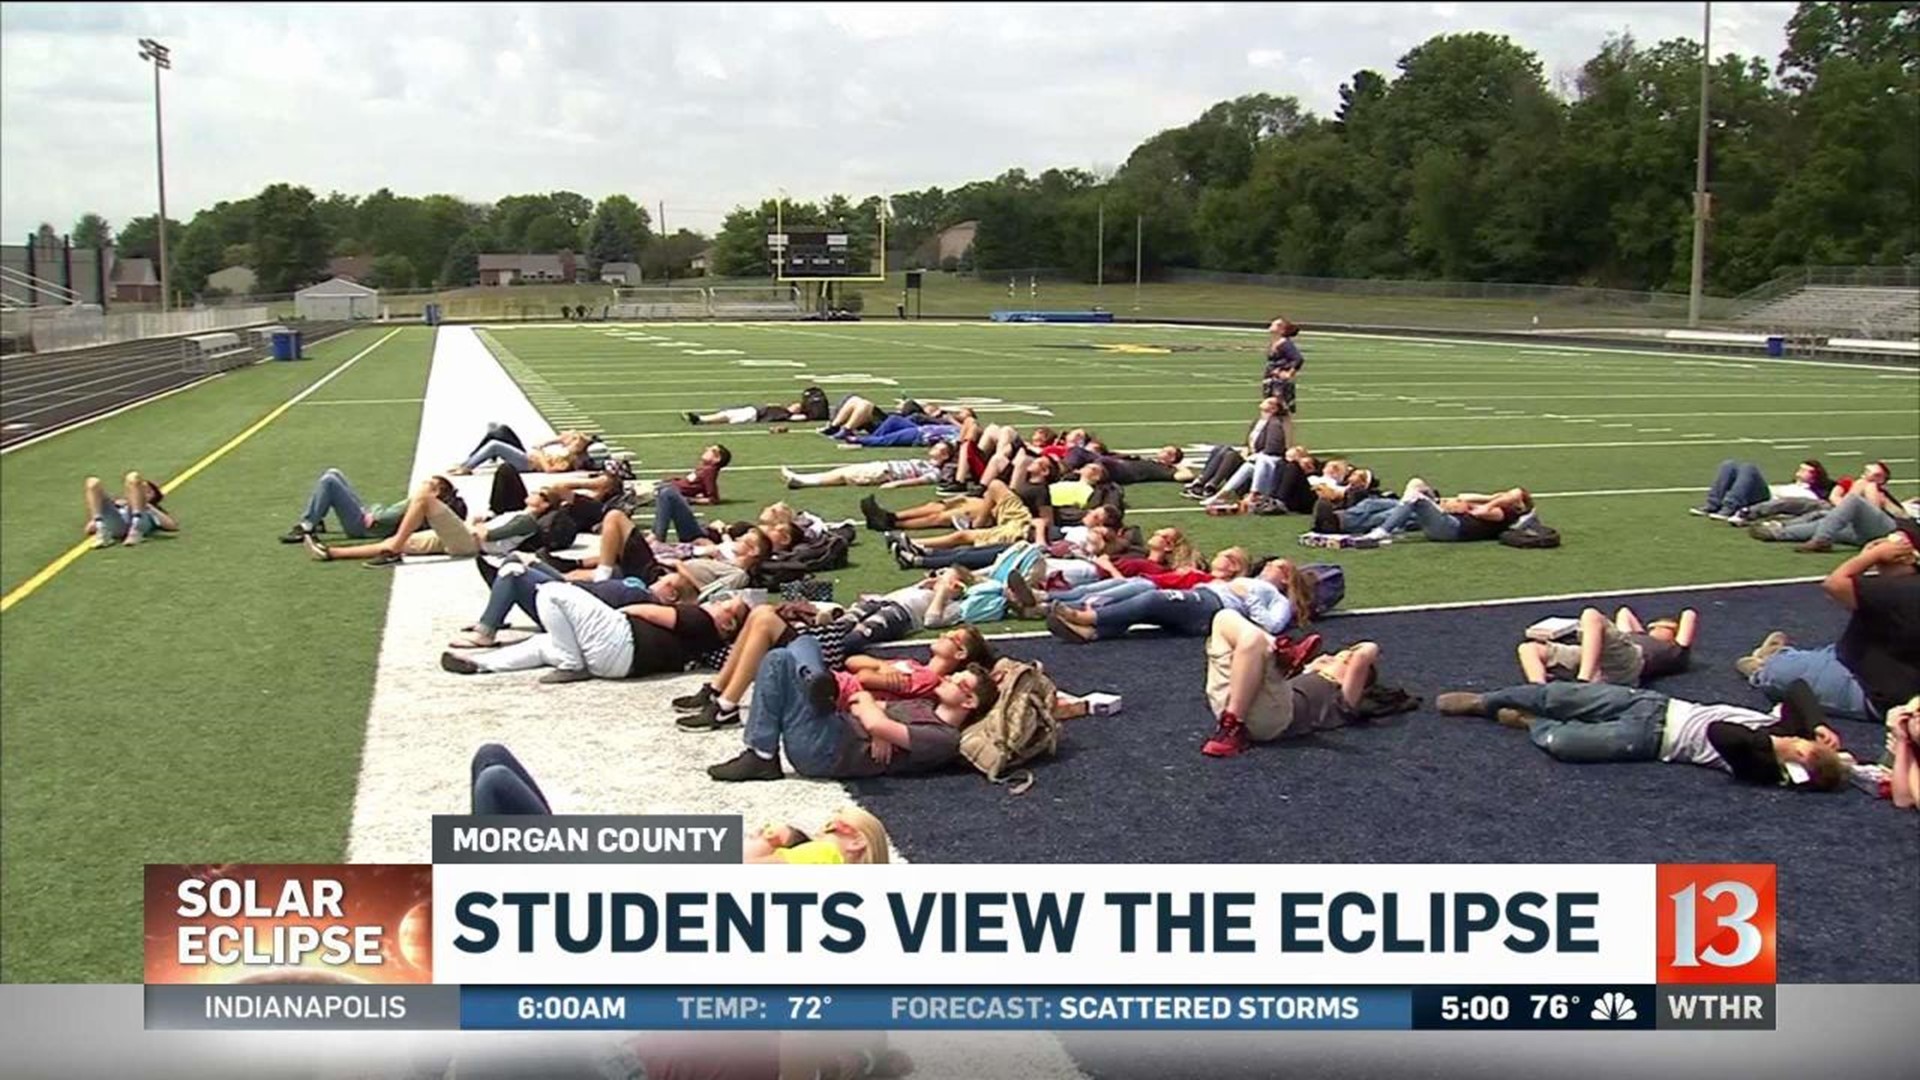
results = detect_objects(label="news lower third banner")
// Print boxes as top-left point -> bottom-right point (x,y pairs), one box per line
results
143,815 -> 1779,1032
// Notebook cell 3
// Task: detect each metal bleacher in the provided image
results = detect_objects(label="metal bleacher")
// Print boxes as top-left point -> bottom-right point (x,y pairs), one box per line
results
1737,284 -> 1920,340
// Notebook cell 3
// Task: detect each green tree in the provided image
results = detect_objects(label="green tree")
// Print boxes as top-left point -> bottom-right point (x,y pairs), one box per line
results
438,228 -> 492,286
116,215 -> 182,264
583,195 -> 652,270
251,183 -> 331,293
368,253 -> 417,289
521,213 -> 577,253
639,228 -> 709,280
72,213 -> 113,248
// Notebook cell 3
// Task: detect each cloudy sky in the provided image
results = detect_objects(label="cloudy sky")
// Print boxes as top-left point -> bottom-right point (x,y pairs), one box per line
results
0,2 -> 1797,240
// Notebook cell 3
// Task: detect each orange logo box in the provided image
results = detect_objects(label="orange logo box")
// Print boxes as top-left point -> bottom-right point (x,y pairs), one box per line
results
1655,864 -> 1776,985
144,864 -> 432,985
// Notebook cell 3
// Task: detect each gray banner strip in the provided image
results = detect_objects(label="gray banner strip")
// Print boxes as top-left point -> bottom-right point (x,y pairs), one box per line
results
432,814 -> 743,863
143,985 -> 461,1030
1657,983 -> 1776,1030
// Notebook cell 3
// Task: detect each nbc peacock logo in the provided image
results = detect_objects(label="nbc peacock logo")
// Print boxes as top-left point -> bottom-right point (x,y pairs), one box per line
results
1589,991 -> 1638,1022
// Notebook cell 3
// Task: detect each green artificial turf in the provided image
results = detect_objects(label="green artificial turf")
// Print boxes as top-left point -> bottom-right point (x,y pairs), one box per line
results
481,320 -> 1918,614
0,327 -> 433,982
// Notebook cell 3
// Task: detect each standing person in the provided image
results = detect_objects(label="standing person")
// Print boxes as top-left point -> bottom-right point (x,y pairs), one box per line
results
1517,607 -> 1698,686
83,471 -> 176,548
1735,532 -> 1919,722
1264,318 -> 1305,446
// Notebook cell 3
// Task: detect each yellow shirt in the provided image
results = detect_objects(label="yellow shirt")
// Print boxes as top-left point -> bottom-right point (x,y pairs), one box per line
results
774,840 -> 846,865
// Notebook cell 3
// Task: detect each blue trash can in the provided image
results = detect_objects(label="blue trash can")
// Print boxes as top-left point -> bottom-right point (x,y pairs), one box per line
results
271,330 -> 303,361
1765,335 -> 1785,357
424,303 -> 442,326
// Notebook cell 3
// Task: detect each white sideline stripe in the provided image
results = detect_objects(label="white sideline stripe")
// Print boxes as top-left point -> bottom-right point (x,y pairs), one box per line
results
350,329 -> 1090,1080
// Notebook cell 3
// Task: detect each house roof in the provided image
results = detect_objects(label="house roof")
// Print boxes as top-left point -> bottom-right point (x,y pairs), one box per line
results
327,255 -> 377,283
111,257 -> 159,286
295,275 -> 378,297
478,253 -> 571,274
600,261 -> 641,275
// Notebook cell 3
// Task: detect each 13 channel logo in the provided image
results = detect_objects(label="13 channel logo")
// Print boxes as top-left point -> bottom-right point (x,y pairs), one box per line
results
1656,864 -> 1776,984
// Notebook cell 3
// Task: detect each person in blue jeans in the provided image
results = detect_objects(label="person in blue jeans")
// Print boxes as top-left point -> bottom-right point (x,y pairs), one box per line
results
1737,532 -> 1919,722
449,559 -> 658,648
84,470 -> 176,548
1365,482 -> 1531,543
844,415 -> 960,448
1694,459 -> 1833,520
1751,488 -> 1911,553
471,742 -> 554,814
283,468 -> 464,543
706,636 -> 995,782
1435,679 -> 1848,789
651,483 -> 705,542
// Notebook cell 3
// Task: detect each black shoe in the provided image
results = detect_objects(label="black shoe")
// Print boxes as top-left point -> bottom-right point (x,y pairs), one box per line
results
677,699 -> 740,731
539,667 -> 594,684
280,521 -> 316,544
860,495 -> 895,532
672,684 -> 718,712
893,545 -> 923,570
1312,500 -> 1340,535
684,412 -> 701,425
441,651 -> 480,675
365,551 -> 403,568
708,748 -> 784,782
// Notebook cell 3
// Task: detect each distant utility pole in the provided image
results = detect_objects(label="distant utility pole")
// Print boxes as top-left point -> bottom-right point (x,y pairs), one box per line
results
1095,200 -> 1104,296
1134,214 -> 1143,312
1687,2 -> 1712,327
658,200 -> 667,284
137,37 -> 172,311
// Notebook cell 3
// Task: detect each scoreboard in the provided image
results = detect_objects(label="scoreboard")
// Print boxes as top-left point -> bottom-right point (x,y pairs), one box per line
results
768,229 -> 855,278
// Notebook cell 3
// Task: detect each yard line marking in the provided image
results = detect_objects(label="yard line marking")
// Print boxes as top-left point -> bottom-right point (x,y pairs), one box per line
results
1,327 -> 403,614
1771,444 -> 1811,450
1640,428 -> 1673,433
905,576 -> 1835,648
1601,423 -> 1634,428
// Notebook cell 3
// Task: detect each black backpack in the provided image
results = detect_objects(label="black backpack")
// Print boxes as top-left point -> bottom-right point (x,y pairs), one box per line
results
754,529 -> 852,586
799,386 -> 830,421
1500,518 -> 1562,549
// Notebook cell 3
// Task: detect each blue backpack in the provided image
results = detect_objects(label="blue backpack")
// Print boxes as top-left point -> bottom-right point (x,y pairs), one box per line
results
1302,563 -> 1344,616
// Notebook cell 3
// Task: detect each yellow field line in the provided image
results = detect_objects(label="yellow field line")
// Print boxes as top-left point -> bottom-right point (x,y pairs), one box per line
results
0,328 -> 405,615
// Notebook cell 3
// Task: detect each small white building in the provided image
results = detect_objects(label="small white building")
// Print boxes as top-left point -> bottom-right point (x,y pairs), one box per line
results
294,276 -> 379,320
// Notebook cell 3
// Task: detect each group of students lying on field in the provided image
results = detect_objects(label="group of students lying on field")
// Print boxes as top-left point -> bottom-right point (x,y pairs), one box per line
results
247,313 -> 1918,807
1693,457 -> 1920,552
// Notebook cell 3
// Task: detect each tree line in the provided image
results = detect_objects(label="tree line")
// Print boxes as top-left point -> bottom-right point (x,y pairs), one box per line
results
41,2 -> 1916,299
47,188 -> 708,298
720,1 -> 1916,295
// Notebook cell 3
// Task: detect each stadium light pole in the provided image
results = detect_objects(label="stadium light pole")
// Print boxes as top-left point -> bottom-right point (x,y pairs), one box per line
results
1686,3 -> 1711,327
1095,199 -> 1104,298
137,37 -> 172,312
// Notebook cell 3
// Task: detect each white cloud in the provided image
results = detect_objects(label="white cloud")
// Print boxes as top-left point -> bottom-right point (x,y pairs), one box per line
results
0,1 -> 1797,238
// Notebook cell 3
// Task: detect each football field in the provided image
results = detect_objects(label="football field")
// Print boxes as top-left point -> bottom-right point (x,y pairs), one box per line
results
0,320 -> 1915,988
481,320 -> 1920,609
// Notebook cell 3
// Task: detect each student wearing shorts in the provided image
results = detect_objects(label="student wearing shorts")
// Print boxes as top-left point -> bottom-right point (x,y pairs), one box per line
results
302,476 -> 505,567
84,471 -> 177,548
1199,608 -> 1374,758
1518,607 -> 1697,686
881,480 -> 1035,554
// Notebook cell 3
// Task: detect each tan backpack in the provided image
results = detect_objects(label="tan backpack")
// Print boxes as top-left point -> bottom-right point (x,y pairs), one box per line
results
959,658 -> 1061,795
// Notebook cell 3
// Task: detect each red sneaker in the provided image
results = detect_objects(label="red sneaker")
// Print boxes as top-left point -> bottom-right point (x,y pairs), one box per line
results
1201,715 -> 1251,757
1271,632 -> 1324,676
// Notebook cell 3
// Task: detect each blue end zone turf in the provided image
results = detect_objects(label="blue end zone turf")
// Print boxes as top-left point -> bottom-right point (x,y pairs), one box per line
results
852,582 -> 1916,983
989,310 -> 1117,323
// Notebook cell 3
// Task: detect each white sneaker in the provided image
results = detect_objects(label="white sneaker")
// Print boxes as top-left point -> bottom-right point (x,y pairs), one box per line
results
780,466 -> 800,484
